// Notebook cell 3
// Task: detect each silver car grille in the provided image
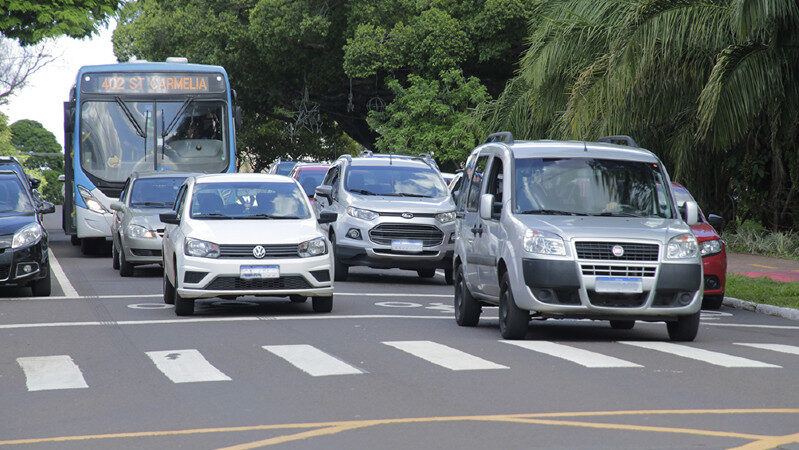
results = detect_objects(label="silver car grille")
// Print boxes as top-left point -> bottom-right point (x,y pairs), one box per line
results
369,223 -> 444,247
581,265 -> 657,278
575,242 -> 659,261
218,244 -> 300,258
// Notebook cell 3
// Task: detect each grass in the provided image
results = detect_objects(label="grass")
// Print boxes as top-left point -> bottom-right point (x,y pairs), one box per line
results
725,274 -> 799,310
723,228 -> 799,261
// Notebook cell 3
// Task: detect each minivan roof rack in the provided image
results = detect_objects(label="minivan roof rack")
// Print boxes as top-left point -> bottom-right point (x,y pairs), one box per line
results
485,131 -> 514,144
359,150 -> 373,157
597,135 -> 639,148
337,154 -> 353,163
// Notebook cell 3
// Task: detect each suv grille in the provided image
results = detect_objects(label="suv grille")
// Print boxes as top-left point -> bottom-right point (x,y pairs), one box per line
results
204,275 -> 311,291
218,244 -> 299,259
575,242 -> 658,261
587,291 -> 649,307
581,265 -> 656,277
369,224 -> 443,247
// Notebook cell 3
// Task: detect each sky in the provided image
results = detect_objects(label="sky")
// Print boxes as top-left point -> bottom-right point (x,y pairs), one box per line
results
2,21 -> 118,148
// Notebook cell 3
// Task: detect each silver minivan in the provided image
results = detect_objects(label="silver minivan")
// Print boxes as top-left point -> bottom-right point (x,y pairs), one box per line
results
453,133 -> 703,341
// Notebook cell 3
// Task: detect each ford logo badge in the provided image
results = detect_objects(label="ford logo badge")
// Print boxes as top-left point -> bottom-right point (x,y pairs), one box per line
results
253,245 -> 266,259
611,245 -> 624,257
401,212 -> 414,219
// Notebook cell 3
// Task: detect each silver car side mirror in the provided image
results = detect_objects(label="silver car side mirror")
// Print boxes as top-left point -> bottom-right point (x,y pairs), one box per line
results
684,201 -> 698,226
479,194 -> 494,221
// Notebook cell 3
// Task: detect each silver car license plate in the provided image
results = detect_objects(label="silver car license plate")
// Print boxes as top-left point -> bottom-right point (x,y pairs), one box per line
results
595,276 -> 643,293
391,240 -> 423,252
240,265 -> 280,279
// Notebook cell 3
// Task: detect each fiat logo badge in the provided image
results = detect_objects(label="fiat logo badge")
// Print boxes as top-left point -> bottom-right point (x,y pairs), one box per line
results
611,245 -> 624,257
252,245 -> 266,259
401,212 -> 414,219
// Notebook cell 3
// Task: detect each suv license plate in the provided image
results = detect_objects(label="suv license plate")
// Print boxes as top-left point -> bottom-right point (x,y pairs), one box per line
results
391,240 -> 423,252
240,265 -> 280,279
595,277 -> 643,293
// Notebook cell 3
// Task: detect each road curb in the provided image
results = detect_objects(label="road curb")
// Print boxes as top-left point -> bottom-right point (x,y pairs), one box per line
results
723,297 -> 799,322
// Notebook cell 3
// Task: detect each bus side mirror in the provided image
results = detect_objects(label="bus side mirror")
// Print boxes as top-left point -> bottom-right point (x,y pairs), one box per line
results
63,101 -> 75,132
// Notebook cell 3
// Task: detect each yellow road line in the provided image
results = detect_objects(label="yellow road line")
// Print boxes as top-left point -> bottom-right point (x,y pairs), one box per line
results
217,425 -> 367,450
730,432 -> 799,449
748,264 -> 778,269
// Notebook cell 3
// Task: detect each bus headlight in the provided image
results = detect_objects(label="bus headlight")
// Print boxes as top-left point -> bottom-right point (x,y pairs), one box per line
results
12,223 -> 43,248
77,186 -> 107,214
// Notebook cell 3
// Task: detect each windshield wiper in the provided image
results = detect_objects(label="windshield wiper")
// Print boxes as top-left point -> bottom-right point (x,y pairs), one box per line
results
192,213 -> 230,219
590,212 -> 641,217
115,97 -> 146,138
396,193 -> 433,198
518,209 -> 588,216
349,189 -> 380,196
131,202 -> 169,207
230,214 -> 272,219
163,97 -> 194,138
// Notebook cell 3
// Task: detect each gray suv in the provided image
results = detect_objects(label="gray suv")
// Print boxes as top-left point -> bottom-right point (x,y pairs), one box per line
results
315,154 -> 456,282
453,133 -> 703,341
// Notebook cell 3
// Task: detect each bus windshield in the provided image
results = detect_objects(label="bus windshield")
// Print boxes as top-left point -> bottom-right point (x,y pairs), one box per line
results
80,99 -> 229,183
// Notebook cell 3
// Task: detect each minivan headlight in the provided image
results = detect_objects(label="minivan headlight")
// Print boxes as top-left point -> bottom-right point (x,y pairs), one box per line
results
666,233 -> 699,260
77,186 -> 107,214
184,237 -> 220,258
523,229 -> 566,256
699,239 -> 723,257
347,206 -> 378,221
436,211 -> 456,223
12,223 -> 43,248
126,224 -> 155,239
298,237 -> 327,257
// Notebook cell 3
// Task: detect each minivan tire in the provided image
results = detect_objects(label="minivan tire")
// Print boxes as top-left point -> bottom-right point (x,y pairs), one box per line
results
454,264 -> 480,326
112,243 -> 120,270
312,296 -> 333,313
667,311 -> 700,341
174,291 -> 194,316
163,270 -> 175,305
702,294 -> 724,310
499,272 -> 529,340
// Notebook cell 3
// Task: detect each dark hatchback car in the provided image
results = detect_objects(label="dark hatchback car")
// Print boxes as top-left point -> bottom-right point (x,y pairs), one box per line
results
0,171 -> 55,296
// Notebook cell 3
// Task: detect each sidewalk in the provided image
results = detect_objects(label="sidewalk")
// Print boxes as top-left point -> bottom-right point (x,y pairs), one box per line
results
727,252 -> 799,282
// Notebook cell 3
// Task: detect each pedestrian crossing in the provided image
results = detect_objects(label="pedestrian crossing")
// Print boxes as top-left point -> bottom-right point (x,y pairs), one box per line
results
9,341 -> 797,392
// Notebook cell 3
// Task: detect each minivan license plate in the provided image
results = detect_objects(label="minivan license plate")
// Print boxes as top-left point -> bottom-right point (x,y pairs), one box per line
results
595,276 -> 643,293
240,265 -> 279,279
391,240 -> 423,252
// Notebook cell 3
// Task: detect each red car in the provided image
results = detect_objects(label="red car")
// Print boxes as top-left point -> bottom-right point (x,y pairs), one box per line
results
671,182 -> 727,309
289,163 -> 331,205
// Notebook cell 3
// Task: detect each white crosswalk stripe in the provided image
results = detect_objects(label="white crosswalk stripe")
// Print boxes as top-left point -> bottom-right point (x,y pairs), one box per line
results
383,340 -> 508,371
735,343 -> 799,356
501,341 -> 642,368
146,349 -> 231,383
16,355 -> 89,391
618,341 -> 781,368
263,345 -> 364,376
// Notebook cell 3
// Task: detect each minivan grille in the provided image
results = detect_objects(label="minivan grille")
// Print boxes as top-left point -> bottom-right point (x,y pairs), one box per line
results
369,224 -> 443,247
218,244 -> 299,259
575,242 -> 659,261
581,265 -> 657,277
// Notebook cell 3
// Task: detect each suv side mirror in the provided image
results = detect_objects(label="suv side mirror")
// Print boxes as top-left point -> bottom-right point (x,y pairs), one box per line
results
38,201 -> 55,214
479,194 -> 494,220
317,210 -> 337,224
28,177 -> 41,189
682,201 -> 699,226
315,185 -> 333,200
159,213 -> 180,225
707,214 -> 724,231
110,202 -> 124,212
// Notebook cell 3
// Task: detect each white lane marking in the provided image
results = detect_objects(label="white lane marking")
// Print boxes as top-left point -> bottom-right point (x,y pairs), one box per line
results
263,345 -> 363,377
618,342 -> 781,368
47,249 -> 78,298
0,292 -> 452,302
16,355 -> 88,391
501,341 -> 642,368
340,292 -> 453,298
375,301 -> 422,308
703,323 -> 799,330
383,340 -> 508,371
146,349 -> 231,383
735,343 -> 799,356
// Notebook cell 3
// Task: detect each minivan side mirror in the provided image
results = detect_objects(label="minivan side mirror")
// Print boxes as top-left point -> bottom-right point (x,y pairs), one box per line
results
479,194 -> 494,220
38,201 -> 55,214
109,202 -> 124,212
683,201 -> 699,226
707,214 -> 724,231
159,213 -> 180,225
317,210 -> 337,224
315,185 -> 333,200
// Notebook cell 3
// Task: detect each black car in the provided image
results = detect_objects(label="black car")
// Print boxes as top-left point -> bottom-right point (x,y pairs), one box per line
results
0,156 -> 43,204
0,170 -> 55,296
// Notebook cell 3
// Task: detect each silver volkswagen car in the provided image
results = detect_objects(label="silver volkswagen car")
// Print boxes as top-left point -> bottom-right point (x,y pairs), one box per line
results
453,133 -> 703,341
110,172 -> 191,276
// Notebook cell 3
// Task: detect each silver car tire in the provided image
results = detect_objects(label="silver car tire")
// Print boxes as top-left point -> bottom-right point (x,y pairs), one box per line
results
454,263 -> 480,327
499,272 -> 529,340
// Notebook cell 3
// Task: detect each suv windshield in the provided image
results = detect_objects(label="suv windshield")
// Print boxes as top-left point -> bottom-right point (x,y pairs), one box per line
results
190,181 -> 310,219
0,175 -> 34,213
514,157 -> 674,218
345,165 -> 447,197
296,169 -> 327,197
129,176 -> 187,208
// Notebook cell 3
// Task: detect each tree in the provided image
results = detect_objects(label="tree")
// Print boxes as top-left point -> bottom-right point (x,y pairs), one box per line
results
0,0 -> 119,45
10,119 -> 64,171
0,39 -> 52,106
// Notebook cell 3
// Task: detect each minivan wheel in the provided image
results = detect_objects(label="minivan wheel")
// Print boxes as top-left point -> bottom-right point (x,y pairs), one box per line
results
499,272 -> 529,340
312,296 -> 333,313
112,243 -> 120,270
174,291 -> 194,316
417,268 -> 435,279
163,270 -> 175,305
667,311 -> 700,341
702,294 -> 724,310
610,320 -> 635,330
454,264 -> 481,326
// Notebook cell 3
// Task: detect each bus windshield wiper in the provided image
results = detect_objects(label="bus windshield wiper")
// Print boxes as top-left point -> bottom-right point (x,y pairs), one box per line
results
115,97 -> 145,138
518,209 -> 588,216
163,97 -> 194,138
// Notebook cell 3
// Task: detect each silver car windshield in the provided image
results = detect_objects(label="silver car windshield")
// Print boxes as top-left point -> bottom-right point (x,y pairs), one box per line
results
190,181 -> 310,219
129,177 -> 187,208
514,157 -> 675,218
345,165 -> 447,198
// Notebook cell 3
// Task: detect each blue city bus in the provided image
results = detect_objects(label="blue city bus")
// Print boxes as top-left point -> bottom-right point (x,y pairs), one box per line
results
62,59 -> 240,253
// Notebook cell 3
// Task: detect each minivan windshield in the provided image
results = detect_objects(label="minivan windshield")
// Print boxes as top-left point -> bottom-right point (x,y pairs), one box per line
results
129,176 -> 188,208
190,181 -> 310,219
514,158 -> 674,218
345,165 -> 447,198
0,175 -> 34,213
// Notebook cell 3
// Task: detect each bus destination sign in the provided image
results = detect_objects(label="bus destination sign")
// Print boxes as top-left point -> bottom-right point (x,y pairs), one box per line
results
81,72 -> 226,94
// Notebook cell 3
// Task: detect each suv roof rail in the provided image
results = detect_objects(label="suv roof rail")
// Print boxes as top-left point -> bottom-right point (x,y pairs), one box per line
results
597,135 -> 639,148
485,131 -> 514,144
337,154 -> 353,163
359,150 -> 374,157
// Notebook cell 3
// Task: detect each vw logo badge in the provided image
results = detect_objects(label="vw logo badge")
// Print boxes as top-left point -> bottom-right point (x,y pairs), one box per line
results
611,245 -> 624,257
252,245 -> 266,259
401,212 -> 414,219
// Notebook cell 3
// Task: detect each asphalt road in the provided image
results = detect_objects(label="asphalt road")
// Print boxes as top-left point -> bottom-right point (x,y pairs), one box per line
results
0,210 -> 798,449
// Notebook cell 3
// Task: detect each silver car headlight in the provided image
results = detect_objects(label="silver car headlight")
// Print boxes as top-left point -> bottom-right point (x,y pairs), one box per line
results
699,239 -> 723,257
184,237 -> 220,258
666,233 -> 699,260
126,224 -> 156,239
523,229 -> 566,256
77,186 -> 107,214
347,206 -> 378,221
436,211 -> 456,224
12,223 -> 43,248
298,237 -> 327,257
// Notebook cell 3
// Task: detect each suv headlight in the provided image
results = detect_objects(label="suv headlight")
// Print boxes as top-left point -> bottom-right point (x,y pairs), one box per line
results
436,211 -> 456,223
12,223 -> 43,248
699,239 -> 723,257
184,237 -> 220,258
77,186 -> 107,214
347,206 -> 378,221
523,229 -> 566,256
126,224 -> 155,239
298,237 -> 327,257
666,233 -> 699,260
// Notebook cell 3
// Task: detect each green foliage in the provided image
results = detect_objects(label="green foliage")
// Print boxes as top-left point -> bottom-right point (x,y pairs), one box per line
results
723,221 -> 799,260
10,119 -> 63,171
726,274 -> 799,309
40,171 -> 63,205
0,0 -> 119,45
